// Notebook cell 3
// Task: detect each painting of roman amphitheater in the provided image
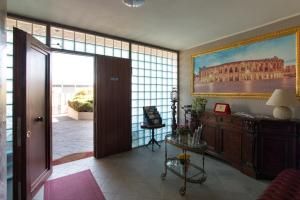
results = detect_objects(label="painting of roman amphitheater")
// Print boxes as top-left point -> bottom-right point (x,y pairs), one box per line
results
192,31 -> 298,97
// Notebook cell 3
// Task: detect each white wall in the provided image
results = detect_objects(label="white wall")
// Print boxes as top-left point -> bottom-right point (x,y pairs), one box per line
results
179,14 -> 300,123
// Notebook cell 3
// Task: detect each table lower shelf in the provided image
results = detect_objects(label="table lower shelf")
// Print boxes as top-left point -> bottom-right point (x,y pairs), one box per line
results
161,157 -> 206,184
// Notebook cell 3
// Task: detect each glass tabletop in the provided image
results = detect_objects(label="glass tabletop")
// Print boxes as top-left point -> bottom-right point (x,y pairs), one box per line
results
165,134 -> 207,153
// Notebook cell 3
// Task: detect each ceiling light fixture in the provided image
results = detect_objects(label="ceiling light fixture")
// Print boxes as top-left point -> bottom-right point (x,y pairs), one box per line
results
122,0 -> 145,8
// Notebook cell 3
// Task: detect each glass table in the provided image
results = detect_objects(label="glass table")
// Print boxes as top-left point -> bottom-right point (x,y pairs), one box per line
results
161,134 -> 207,195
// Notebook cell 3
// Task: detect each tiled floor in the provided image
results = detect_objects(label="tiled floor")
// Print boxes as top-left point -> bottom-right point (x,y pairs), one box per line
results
34,144 -> 269,200
52,116 -> 93,160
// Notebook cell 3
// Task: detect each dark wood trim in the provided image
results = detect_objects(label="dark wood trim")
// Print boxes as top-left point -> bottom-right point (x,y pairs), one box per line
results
93,56 -> 98,158
8,13 -> 180,53
45,24 -> 51,47
13,27 -> 27,200
177,52 -> 180,124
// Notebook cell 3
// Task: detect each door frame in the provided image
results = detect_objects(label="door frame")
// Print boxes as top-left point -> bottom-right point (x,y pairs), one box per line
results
13,28 -> 52,199
50,51 -> 96,162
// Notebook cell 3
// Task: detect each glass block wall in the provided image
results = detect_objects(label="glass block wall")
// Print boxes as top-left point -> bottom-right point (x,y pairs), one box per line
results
50,26 -> 130,58
6,17 -> 47,200
131,44 -> 178,148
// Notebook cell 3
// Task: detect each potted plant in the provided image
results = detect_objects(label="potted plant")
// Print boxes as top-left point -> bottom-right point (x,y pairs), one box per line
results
191,97 -> 207,119
68,89 -> 94,120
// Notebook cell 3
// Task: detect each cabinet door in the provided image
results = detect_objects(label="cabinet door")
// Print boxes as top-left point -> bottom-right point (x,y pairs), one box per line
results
258,135 -> 297,178
241,131 -> 256,177
220,127 -> 242,168
202,124 -> 219,155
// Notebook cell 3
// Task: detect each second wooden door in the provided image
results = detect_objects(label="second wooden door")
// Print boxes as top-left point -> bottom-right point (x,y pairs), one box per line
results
94,55 -> 131,158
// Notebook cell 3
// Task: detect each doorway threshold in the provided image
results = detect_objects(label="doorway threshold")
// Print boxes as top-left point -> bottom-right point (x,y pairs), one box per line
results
52,151 -> 94,166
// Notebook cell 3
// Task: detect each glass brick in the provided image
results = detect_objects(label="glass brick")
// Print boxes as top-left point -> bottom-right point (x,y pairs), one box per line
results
63,40 -> 74,50
138,69 -> 144,76
6,68 -> 13,80
138,61 -> 144,68
105,47 -> 113,56
138,85 -> 144,91
132,52 -> 138,60
33,24 -> 46,36
34,35 -> 46,44
145,77 -> 150,84
51,38 -> 63,49
6,93 -> 12,104
114,48 -> 121,57
17,20 -> 32,34
86,44 -> 95,53
6,18 -> 16,30
145,62 -> 150,69
51,27 -> 63,38
138,77 -> 144,84
96,46 -> 104,55
7,31 -> 13,43
75,42 -> 85,52
6,105 -> 12,117
6,117 -> 13,129
122,50 -> 129,58
6,80 -> 13,91
132,100 -> 138,107
6,43 -> 13,55
132,92 -> 138,100
7,56 -> 13,68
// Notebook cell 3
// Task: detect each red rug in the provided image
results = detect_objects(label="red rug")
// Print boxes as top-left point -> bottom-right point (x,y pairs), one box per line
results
52,152 -> 94,166
44,170 -> 105,200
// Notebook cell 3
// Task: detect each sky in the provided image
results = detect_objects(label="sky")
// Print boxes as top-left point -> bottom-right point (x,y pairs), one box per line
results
194,34 -> 296,74
52,53 -> 94,85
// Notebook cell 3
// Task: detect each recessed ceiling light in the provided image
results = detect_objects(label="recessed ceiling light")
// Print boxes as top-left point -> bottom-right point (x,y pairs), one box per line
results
122,0 -> 145,8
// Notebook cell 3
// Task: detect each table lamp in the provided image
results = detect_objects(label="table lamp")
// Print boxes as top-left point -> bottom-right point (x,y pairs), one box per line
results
266,89 -> 299,120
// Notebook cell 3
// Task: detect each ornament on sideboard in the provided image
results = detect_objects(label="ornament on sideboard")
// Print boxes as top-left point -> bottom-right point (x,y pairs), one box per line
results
213,103 -> 231,115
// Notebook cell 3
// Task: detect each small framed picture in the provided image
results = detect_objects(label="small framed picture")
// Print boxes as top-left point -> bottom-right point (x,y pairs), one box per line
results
214,103 -> 231,114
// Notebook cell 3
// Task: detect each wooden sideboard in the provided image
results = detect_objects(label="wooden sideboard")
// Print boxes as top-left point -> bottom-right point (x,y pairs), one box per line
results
188,111 -> 300,179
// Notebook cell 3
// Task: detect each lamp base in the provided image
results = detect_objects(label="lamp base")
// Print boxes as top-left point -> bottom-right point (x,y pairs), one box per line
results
273,106 -> 292,120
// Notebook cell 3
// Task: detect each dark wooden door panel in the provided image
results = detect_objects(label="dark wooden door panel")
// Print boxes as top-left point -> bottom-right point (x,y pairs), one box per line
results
259,136 -> 297,178
13,28 -> 52,200
27,46 -> 49,194
221,128 -> 241,168
202,125 -> 218,153
95,55 -> 131,158
241,131 -> 256,177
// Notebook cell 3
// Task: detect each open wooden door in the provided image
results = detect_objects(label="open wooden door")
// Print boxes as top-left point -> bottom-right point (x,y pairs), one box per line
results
94,55 -> 131,158
13,28 -> 52,200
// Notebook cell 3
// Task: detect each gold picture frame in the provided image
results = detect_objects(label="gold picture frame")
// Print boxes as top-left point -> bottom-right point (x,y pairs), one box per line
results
191,27 -> 300,98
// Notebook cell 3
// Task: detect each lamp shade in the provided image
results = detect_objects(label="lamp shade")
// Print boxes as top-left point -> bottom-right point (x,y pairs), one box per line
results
266,89 -> 299,107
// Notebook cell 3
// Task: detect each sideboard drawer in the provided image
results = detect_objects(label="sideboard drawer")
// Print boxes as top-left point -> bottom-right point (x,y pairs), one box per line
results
218,115 -> 243,129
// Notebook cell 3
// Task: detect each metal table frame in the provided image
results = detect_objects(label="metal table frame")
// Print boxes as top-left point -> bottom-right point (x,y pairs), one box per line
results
161,134 -> 207,195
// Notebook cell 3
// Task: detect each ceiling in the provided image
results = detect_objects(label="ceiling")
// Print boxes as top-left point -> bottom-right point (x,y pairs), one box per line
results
7,0 -> 300,51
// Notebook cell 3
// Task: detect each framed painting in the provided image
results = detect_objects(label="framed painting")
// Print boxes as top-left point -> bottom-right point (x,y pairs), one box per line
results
192,27 -> 300,98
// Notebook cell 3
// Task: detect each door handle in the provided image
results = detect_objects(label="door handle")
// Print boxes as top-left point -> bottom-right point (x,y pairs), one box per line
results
34,116 -> 44,122
26,130 -> 32,138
